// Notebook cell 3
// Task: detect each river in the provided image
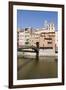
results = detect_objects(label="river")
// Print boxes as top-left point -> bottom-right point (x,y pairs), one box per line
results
17,55 -> 58,80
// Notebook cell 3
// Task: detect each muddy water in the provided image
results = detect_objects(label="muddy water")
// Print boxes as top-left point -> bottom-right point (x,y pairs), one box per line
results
17,56 -> 58,80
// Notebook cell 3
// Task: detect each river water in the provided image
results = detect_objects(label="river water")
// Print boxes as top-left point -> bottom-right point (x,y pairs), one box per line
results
17,56 -> 58,80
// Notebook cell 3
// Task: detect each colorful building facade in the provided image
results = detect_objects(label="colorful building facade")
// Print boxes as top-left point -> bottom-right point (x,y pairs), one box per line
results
17,22 -> 57,52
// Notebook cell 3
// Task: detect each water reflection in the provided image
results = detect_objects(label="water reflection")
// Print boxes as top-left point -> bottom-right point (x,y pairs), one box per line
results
17,56 -> 58,80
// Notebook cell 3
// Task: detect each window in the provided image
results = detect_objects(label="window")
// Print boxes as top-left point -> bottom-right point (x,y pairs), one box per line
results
49,35 -> 55,37
25,42 -> 29,44
45,38 -> 52,40
43,44 -> 44,47
44,35 -> 45,37
35,37 -> 39,39
26,39 -> 29,41
25,35 -> 29,37
52,27 -> 53,30
48,42 -> 52,44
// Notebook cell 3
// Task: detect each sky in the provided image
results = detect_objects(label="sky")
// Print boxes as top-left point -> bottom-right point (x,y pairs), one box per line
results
17,10 -> 58,31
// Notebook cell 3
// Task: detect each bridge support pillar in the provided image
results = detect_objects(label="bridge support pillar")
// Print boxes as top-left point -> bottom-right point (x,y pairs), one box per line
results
36,42 -> 39,60
36,51 -> 39,60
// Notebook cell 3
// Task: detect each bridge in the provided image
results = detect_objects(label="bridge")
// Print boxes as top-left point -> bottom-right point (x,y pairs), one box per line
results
18,42 -> 39,60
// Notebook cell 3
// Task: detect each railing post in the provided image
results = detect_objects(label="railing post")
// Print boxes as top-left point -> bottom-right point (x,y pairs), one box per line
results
36,42 -> 39,60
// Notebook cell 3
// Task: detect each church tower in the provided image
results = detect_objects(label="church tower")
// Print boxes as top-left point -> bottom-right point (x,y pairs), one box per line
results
48,22 -> 55,32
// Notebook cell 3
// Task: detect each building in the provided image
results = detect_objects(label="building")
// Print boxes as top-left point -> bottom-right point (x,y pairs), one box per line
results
55,31 -> 58,52
30,31 -> 55,51
30,33 -> 40,46
17,22 -> 57,52
40,32 -> 55,51
17,27 -> 32,47
18,30 -> 25,47
30,22 -> 55,51
48,23 -> 55,32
